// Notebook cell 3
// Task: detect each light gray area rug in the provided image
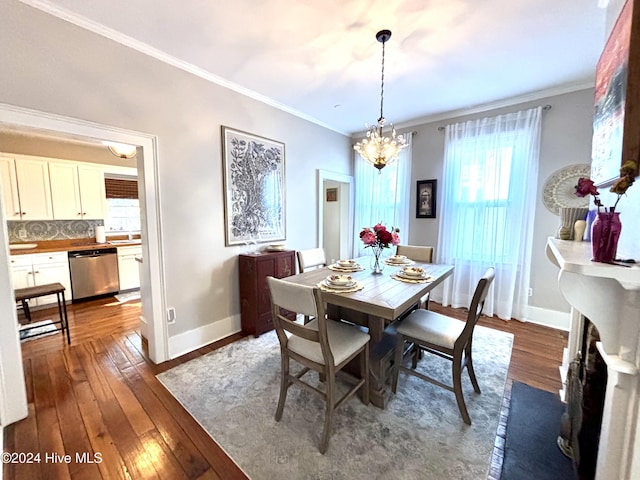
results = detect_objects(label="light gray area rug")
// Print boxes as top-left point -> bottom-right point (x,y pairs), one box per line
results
114,291 -> 141,303
158,325 -> 514,480
19,319 -> 57,341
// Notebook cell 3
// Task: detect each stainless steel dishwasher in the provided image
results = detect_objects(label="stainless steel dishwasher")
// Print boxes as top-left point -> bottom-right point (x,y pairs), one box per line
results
68,248 -> 120,300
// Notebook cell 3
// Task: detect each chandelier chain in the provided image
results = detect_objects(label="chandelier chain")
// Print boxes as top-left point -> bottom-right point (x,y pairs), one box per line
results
379,38 -> 385,122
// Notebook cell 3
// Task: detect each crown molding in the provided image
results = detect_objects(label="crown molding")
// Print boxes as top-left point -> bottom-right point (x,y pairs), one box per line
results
18,0 -> 348,136
389,81 -> 595,134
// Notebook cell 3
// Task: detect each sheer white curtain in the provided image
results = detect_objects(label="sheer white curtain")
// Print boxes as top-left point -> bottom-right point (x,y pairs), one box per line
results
433,107 -> 541,320
353,133 -> 412,257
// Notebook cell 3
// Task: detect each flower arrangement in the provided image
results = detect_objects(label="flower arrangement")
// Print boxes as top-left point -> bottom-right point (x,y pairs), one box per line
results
359,223 -> 400,273
359,223 -> 400,249
575,160 -> 637,212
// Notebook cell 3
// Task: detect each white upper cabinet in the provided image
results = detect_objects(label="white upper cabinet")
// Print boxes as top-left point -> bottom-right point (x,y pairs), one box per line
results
0,156 -> 21,220
49,160 -> 106,219
0,155 -> 53,220
15,157 -> 54,220
76,164 -> 107,219
48,161 -> 82,219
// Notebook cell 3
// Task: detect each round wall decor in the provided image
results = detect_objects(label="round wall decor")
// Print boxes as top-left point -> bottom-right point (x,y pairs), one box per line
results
542,164 -> 591,215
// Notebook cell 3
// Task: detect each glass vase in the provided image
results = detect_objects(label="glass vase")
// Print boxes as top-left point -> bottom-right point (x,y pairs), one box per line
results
370,246 -> 385,274
591,212 -> 622,263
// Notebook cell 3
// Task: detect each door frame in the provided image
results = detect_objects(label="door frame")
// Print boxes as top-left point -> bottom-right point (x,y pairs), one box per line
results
0,102 -> 168,426
317,169 -> 354,257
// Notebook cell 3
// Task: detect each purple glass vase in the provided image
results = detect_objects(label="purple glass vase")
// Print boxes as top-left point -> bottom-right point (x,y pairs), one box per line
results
591,212 -> 622,263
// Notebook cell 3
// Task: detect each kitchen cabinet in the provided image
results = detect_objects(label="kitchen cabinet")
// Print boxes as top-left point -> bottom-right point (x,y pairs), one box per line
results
0,156 -> 21,221
239,250 -> 295,336
10,252 -> 71,306
117,245 -> 142,291
49,160 -> 106,219
0,155 -> 53,220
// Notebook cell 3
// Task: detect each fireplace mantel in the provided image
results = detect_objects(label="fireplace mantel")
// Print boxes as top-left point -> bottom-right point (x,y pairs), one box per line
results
546,238 -> 640,480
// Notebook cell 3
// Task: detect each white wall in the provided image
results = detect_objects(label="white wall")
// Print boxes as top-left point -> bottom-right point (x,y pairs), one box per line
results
408,89 -> 596,317
0,2 -> 351,343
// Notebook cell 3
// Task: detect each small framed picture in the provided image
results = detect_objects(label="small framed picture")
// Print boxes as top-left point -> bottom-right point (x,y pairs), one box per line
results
416,179 -> 437,218
326,187 -> 338,202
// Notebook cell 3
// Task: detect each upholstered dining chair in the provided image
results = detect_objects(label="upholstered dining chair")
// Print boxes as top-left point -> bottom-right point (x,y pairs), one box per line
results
267,276 -> 370,453
396,244 -> 435,309
296,247 -> 327,273
296,248 -> 328,324
395,244 -> 434,263
391,267 -> 495,425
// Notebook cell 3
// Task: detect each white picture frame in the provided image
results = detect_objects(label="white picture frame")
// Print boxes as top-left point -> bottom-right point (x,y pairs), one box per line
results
221,126 -> 286,246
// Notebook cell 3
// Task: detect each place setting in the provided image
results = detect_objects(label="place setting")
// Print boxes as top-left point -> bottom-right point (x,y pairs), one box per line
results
317,274 -> 364,293
384,254 -> 415,266
328,259 -> 365,272
392,266 -> 435,284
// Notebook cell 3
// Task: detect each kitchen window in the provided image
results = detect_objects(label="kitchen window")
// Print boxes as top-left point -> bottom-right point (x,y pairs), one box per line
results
104,176 -> 140,234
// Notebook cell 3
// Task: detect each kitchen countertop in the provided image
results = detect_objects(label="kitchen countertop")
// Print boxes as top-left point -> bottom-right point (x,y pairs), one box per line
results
9,237 -> 142,255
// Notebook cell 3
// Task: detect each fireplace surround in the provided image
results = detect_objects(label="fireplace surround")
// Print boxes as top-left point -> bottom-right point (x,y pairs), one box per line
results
547,238 -> 640,480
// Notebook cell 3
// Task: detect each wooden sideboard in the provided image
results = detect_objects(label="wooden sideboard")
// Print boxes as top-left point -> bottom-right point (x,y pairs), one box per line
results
239,250 -> 295,336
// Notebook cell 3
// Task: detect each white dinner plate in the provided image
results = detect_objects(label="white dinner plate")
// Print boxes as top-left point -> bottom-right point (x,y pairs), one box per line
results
323,279 -> 356,289
396,270 -> 430,280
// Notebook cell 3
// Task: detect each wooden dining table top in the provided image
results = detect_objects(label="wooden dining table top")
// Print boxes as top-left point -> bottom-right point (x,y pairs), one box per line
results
282,257 -> 454,322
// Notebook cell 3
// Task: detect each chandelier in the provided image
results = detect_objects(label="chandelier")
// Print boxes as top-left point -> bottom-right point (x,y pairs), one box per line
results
354,29 -> 407,171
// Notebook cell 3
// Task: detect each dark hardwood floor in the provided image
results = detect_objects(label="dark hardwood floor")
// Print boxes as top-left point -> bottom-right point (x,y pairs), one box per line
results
4,297 -> 567,479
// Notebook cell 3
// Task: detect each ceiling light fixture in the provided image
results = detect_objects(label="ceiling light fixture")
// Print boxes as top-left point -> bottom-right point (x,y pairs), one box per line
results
354,29 -> 407,172
105,141 -> 137,159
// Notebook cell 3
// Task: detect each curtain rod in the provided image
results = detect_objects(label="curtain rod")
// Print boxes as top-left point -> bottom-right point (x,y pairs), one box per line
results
436,104 -> 552,132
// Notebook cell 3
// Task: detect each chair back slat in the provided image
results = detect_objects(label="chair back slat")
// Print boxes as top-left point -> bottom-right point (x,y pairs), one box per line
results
457,267 -> 495,348
275,311 -> 320,342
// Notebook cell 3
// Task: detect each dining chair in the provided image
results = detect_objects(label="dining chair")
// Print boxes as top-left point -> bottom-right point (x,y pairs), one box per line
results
396,244 -> 435,309
296,247 -> 327,273
296,247 -> 328,324
395,244 -> 434,263
267,276 -> 370,454
391,267 -> 495,425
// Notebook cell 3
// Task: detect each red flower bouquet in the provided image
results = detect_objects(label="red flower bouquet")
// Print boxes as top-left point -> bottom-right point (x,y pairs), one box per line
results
359,223 -> 400,273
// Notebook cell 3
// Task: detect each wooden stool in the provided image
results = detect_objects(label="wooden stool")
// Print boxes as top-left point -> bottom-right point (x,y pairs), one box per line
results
14,282 -> 70,344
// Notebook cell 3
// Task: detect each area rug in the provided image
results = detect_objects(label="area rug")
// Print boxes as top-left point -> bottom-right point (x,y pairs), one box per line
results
502,382 -> 575,480
19,319 -> 58,341
158,325 -> 514,480
114,291 -> 141,303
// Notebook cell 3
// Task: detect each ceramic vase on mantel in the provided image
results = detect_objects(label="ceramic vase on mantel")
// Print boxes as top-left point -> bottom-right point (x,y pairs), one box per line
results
556,207 -> 589,240
591,211 -> 622,263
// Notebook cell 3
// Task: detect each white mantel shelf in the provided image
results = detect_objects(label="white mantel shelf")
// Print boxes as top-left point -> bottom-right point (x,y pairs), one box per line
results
546,238 -> 640,285
546,238 -> 640,480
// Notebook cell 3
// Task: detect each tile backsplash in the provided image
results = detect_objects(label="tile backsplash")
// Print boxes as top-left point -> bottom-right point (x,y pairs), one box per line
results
7,220 -> 104,243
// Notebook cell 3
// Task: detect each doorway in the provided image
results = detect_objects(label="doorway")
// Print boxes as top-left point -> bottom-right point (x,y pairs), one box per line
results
0,103 -> 167,426
317,170 -> 354,261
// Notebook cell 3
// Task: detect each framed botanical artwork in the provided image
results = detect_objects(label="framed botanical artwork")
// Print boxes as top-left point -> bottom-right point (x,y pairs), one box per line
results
221,126 -> 286,246
416,179 -> 437,218
591,0 -> 640,186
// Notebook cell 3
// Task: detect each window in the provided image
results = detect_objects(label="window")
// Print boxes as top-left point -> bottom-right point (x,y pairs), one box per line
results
105,198 -> 140,233
436,107 -> 542,321
104,176 -> 140,234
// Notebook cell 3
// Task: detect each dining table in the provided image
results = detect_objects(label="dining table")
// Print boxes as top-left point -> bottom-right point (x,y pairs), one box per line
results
281,256 -> 454,408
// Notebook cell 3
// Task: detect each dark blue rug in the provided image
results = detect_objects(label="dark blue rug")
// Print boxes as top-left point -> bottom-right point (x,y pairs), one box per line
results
502,382 -> 575,480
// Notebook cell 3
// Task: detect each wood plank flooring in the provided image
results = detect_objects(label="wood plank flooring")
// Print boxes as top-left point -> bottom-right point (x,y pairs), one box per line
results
4,297 -> 567,479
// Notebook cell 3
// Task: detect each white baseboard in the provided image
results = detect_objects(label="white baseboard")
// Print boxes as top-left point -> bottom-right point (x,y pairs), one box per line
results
523,305 -> 571,331
168,314 -> 242,359
139,315 -> 148,339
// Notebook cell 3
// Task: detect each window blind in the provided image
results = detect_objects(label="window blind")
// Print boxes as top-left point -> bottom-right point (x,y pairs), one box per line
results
105,178 -> 138,199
